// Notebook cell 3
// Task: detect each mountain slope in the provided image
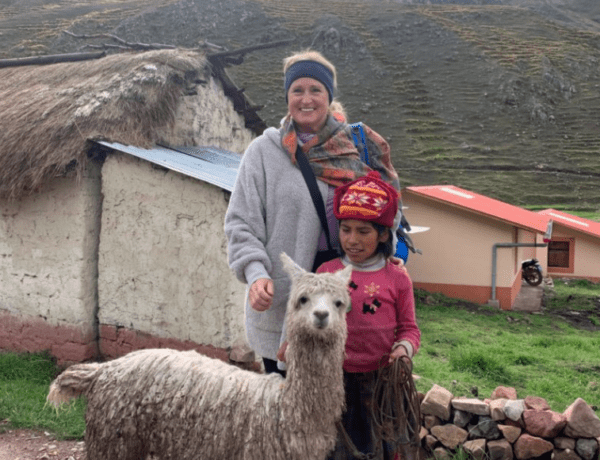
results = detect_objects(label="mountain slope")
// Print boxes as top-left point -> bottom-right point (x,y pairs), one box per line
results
1,0 -> 599,208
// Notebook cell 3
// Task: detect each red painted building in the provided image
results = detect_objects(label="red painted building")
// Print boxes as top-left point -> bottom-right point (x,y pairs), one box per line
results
403,185 -> 551,310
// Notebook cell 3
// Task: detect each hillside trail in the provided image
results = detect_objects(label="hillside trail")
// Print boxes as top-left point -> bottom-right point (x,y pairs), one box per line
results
0,427 -> 85,460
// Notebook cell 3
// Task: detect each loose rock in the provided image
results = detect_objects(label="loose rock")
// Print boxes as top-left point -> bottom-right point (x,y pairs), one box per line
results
504,399 -> 526,422
575,438 -> 599,460
522,409 -> 566,438
463,438 -> 486,460
421,384 -> 454,421
488,438 -> 514,460
513,433 -> 554,460
430,424 -> 468,449
564,398 -> 600,438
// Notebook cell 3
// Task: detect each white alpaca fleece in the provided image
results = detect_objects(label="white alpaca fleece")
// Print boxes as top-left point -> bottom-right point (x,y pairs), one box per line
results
48,253 -> 352,460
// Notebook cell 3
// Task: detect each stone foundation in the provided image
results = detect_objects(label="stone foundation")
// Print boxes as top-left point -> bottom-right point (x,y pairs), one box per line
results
0,311 -> 259,372
0,311 -> 96,364
98,324 -> 229,362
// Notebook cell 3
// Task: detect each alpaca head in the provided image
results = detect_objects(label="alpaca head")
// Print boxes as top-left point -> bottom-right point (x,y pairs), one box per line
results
280,253 -> 352,344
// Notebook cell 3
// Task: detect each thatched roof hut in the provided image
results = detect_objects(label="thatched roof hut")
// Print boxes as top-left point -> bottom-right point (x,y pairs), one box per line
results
0,48 -> 256,364
0,49 -> 216,199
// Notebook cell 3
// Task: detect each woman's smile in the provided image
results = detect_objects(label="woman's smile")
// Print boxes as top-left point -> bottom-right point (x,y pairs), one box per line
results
287,77 -> 329,133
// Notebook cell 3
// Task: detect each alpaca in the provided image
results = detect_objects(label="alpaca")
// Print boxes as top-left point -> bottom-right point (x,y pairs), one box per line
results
47,253 -> 352,460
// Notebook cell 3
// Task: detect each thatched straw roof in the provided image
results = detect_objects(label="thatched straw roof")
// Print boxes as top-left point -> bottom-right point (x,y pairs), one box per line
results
0,49 -> 209,199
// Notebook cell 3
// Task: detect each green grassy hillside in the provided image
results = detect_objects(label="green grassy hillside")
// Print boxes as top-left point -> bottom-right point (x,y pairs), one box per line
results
1,0 -> 599,210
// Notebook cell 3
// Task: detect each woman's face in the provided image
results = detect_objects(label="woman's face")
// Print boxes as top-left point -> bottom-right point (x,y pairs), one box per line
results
339,219 -> 389,264
287,77 -> 330,133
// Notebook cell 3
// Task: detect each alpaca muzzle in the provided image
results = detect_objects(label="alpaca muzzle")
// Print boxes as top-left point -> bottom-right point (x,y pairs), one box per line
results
313,310 -> 329,329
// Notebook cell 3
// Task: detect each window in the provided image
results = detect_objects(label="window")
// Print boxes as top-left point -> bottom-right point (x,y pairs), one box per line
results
548,241 -> 570,268
547,238 -> 574,274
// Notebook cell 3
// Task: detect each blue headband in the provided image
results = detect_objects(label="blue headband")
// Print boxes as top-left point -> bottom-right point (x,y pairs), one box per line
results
284,60 -> 334,104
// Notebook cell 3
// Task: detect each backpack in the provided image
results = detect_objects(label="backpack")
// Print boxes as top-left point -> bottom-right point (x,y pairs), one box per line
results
349,122 -> 418,263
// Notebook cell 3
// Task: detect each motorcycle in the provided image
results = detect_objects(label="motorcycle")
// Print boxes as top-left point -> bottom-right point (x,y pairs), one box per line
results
522,258 -> 543,286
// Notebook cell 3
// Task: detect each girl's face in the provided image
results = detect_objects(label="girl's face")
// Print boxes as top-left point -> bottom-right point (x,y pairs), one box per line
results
340,219 -> 389,264
287,77 -> 329,133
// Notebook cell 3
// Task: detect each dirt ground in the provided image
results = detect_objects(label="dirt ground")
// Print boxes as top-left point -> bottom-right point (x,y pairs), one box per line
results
0,427 -> 85,460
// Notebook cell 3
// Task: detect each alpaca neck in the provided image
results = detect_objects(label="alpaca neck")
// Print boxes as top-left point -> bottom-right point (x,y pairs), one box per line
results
281,333 -> 346,429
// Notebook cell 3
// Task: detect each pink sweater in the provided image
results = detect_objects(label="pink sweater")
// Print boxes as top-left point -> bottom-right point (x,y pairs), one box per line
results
318,258 -> 421,373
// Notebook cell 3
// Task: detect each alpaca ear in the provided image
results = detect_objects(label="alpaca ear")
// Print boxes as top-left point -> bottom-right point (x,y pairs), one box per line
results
280,252 -> 306,281
336,264 -> 353,286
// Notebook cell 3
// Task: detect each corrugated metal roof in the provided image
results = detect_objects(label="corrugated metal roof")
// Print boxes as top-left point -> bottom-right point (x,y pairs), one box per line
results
404,185 -> 549,233
173,145 -> 243,169
538,209 -> 600,240
97,142 -> 241,192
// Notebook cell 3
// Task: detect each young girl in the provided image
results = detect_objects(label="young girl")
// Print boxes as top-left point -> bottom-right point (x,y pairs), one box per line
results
318,170 -> 421,460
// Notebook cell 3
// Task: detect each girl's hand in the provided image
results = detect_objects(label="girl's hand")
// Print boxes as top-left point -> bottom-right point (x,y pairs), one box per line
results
249,278 -> 274,311
277,341 -> 288,362
388,344 -> 409,364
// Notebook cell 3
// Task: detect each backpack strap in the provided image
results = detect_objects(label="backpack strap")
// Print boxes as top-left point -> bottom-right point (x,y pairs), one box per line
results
350,122 -> 370,165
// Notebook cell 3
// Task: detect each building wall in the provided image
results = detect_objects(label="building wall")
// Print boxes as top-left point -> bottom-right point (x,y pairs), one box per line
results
517,228 -> 537,264
0,74 -> 255,364
403,192 -> 524,309
97,76 -> 253,359
0,162 -> 102,362
97,154 -> 247,358
547,226 -> 600,282
404,193 -> 517,285
159,77 -> 254,149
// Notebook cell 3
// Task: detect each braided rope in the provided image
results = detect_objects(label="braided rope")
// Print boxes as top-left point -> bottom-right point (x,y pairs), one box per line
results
337,356 -> 421,460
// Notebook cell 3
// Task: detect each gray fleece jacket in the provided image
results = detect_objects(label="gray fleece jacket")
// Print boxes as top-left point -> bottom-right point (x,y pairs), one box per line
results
224,127 -> 329,362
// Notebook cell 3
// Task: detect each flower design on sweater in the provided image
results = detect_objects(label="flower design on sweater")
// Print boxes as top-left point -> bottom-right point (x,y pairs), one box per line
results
364,282 -> 380,297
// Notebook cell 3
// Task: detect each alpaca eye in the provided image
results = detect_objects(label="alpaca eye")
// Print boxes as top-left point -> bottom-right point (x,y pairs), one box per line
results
299,296 -> 309,304
335,300 -> 344,309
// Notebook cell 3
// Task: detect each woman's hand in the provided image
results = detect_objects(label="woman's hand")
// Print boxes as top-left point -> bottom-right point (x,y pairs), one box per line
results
249,278 -> 274,311
388,344 -> 409,364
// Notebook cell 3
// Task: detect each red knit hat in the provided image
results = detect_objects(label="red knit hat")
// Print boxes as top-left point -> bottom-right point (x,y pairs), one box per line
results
334,171 -> 399,228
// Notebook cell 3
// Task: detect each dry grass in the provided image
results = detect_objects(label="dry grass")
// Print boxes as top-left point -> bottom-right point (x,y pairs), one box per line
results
0,49 -> 206,199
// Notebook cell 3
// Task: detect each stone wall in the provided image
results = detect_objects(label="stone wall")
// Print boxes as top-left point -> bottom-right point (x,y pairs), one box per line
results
418,384 -> 600,460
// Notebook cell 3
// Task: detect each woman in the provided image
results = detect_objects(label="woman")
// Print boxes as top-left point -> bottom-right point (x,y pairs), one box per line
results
224,49 -> 401,375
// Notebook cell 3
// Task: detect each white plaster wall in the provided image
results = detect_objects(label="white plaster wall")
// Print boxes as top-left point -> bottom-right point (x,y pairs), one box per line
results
98,153 -> 247,349
403,193 -> 516,288
99,74 -> 254,350
159,77 -> 254,151
0,163 -> 101,327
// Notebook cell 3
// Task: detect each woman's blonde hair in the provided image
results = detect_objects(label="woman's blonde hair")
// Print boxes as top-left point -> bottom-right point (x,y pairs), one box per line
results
283,49 -> 347,120
283,49 -> 338,89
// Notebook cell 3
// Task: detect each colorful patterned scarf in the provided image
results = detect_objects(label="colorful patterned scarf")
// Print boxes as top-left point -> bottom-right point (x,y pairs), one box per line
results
280,113 -> 400,190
